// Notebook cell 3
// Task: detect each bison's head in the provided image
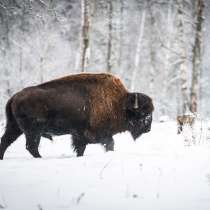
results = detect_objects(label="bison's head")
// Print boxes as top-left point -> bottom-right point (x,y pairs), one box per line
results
126,92 -> 154,140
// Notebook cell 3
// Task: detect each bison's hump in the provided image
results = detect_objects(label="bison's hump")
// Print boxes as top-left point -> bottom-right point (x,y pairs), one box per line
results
38,73 -> 127,90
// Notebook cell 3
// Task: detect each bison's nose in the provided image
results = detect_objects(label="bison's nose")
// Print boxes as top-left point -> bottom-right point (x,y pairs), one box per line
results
146,127 -> 151,132
144,125 -> 151,133
144,114 -> 152,133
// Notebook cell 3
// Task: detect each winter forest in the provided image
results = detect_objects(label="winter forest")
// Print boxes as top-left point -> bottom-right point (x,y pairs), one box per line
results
1,1 -> 210,210
0,0 -> 209,120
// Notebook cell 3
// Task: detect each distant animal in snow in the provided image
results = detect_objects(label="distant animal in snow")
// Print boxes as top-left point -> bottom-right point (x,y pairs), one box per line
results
177,114 -> 195,134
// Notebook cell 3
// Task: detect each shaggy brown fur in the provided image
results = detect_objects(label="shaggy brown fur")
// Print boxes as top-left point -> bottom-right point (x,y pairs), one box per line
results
0,73 -> 154,159
88,75 -> 127,134
40,73 -> 128,137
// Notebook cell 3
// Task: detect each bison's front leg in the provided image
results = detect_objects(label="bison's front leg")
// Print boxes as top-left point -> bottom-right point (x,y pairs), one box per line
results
104,137 -> 114,152
72,135 -> 87,157
25,132 -> 41,158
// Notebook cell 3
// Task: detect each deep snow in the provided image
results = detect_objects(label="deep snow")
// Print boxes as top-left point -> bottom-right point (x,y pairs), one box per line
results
0,121 -> 210,210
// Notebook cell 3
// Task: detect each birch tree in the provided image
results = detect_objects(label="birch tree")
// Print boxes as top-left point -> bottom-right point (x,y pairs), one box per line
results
19,2 -> 28,87
1,6 -> 12,97
190,0 -> 205,113
107,0 -> 113,73
162,0 -> 173,100
107,0 -> 122,74
148,0 -> 156,98
160,0 -> 175,115
119,0 -> 124,77
130,1 -> 146,91
80,0 -> 90,72
176,0 -> 189,115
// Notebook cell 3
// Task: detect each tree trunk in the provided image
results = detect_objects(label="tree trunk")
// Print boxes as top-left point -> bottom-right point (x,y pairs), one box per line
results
131,3 -> 146,91
148,0 -> 156,98
190,0 -> 204,113
119,0 -> 124,76
3,10 -> 12,97
19,5 -> 26,88
176,0 -> 189,114
40,56 -> 44,83
163,0 -> 173,97
80,0 -> 90,72
107,0 -> 113,73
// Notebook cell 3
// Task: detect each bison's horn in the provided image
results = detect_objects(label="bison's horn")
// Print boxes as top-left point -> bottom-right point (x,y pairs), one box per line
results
134,93 -> 139,109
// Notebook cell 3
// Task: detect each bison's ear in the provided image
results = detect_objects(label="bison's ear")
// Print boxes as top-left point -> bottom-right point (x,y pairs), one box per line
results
126,93 -> 139,112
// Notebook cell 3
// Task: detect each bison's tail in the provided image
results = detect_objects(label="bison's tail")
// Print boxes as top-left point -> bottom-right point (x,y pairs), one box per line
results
4,97 -> 20,131
0,97 -> 23,159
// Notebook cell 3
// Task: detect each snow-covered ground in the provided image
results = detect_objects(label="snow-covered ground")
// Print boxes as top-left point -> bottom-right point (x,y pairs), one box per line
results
0,121 -> 210,210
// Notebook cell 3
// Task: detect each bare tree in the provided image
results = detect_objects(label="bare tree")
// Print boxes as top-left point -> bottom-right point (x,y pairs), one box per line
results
80,0 -> 90,72
190,0 -> 205,113
176,0 -> 189,115
1,6 -> 12,97
162,0 -> 173,101
148,0 -> 156,98
107,0 -> 113,73
130,1 -> 146,91
19,2 -> 27,87
119,0 -> 124,77
107,0 -> 122,74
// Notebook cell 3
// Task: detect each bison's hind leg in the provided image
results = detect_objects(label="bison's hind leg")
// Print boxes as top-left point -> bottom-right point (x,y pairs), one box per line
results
0,124 -> 23,160
25,132 -> 41,158
72,135 -> 87,157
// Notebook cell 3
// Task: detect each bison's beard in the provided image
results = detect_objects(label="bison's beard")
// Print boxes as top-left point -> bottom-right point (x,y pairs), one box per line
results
129,114 -> 152,140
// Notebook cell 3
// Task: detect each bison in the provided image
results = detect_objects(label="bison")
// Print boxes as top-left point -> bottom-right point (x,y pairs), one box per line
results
0,73 -> 154,159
